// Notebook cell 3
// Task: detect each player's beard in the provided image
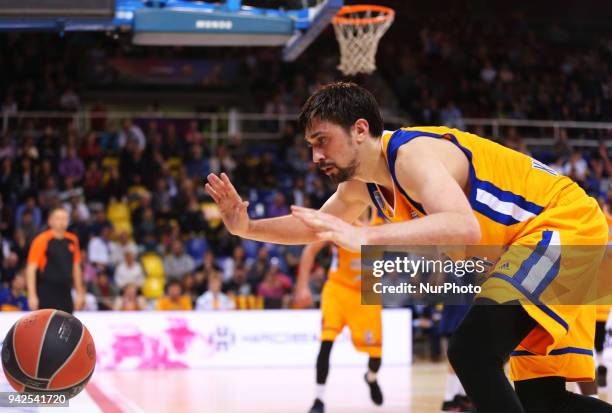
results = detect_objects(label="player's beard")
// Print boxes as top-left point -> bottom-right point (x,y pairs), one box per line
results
319,155 -> 359,184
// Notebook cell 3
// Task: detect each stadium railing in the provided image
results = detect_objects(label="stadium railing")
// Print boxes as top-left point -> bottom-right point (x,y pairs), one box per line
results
2,110 -> 611,149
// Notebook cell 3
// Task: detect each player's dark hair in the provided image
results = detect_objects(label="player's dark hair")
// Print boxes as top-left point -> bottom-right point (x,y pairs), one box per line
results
298,82 -> 384,137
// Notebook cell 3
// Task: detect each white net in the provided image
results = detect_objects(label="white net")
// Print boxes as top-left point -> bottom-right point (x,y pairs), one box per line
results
332,6 -> 394,76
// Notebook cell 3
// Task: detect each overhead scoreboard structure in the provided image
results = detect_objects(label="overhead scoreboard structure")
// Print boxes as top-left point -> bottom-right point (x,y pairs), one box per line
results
0,0 -> 342,61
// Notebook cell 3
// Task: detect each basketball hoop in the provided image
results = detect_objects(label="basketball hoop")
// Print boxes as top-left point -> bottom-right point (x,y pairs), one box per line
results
332,4 -> 395,76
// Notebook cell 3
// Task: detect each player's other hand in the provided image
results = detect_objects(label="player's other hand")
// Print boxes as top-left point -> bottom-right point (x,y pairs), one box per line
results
294,286 -> 313,308
205,173 -> 250,236
291,206 -> 366,252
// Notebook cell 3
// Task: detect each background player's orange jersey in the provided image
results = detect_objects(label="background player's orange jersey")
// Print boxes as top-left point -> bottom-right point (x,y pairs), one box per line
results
327,211 -> 386,290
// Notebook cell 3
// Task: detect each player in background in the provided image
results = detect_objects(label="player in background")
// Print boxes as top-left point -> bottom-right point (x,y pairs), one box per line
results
206,82 -> 612,413
295,209 -> 383,413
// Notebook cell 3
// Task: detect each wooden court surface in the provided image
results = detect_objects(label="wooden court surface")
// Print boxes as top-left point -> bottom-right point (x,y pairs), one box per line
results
3,362 -> 610,412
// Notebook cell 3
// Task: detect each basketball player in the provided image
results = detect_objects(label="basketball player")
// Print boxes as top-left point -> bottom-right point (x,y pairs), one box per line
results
295,210 -> 383,413
206,82 -> 612,412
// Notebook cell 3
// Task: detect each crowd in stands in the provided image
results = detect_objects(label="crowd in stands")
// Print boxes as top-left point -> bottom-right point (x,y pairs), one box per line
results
0,113 -> 339,312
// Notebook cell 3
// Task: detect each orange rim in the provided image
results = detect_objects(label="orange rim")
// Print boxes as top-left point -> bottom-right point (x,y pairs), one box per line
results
333,4 -> 395,26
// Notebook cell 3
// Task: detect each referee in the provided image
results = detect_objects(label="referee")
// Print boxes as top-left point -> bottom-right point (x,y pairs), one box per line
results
26,207 -> 85,313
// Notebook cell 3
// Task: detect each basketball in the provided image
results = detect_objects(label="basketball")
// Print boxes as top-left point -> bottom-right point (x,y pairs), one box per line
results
1,309 -> 96,398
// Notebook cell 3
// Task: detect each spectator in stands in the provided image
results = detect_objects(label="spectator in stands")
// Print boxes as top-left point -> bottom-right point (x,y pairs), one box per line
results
164,239 -> 195,281
135,206 -> 157,244
110,230 -> 138,267
63,193 -> 90,222
117,118 -> 146,151
209,145 -> 236,178
1,250 -> 19,284
88,206 -> 112,239
257,152 -> 278,189
17,210 -> 37,246
11,228 -> 28,268
223,264 -> 253,298
90,271 -> 118,311
193,270 -> 208,297
0,135 -> 15,161
309,178 -> 327,209
58,146 -> 85,182
0,159 -> 15,204
503,127 -> 530,155
257,257 -> 293,309
15,158 -> 35,200
179,195 -> 207,235
83,161 -> 104,201
113,283 -> 146,311
563,149 -> 589,184
0,272 -> 29,311
79,132 -> 102,164
15,195 -> 42,231
440,101 -> 465,131
267,192 -> 289,218
185,120 -> 205,146
88,224 -> 114,273
181,273 -> 197,304
247,246 -> 270,287
157,279 -> 193,311
35,159 -> 56,191
289,177 -> 306,207
103,165 -> 127,202
196,273 -> 235,311
222,245 -> 248,281
114,247 -> 145,290
480,59 -> 497,83
307,265 -> 325,308
152,177 -> 174,220
79,250 -> 97,288
38,176 -> 60,212
18,137 -> 39,162
186,145 -> 209,179
59,87 -> 80,111
197,249 -> 221,278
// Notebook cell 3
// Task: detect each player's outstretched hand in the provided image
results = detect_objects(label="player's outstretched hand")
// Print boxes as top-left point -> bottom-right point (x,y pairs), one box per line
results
206,173 -> 250,237
291,206 -> 366,252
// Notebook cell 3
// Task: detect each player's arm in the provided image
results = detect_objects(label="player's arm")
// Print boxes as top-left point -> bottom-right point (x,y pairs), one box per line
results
365,139 -> 481,245
71,237 -> 86,310
206,173 -> 369,245
72,263 -> 85,310
295,240 -> 328,306
25,263 -> 38,309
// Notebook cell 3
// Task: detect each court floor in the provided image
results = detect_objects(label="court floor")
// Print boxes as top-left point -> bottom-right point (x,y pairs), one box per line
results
3,362 -> 612,413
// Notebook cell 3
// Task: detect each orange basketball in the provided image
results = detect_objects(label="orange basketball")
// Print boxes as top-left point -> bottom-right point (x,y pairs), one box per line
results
1,309 -> 96,398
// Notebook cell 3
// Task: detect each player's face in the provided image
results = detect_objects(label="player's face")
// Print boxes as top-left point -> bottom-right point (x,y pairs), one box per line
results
305,119 -> 359,184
